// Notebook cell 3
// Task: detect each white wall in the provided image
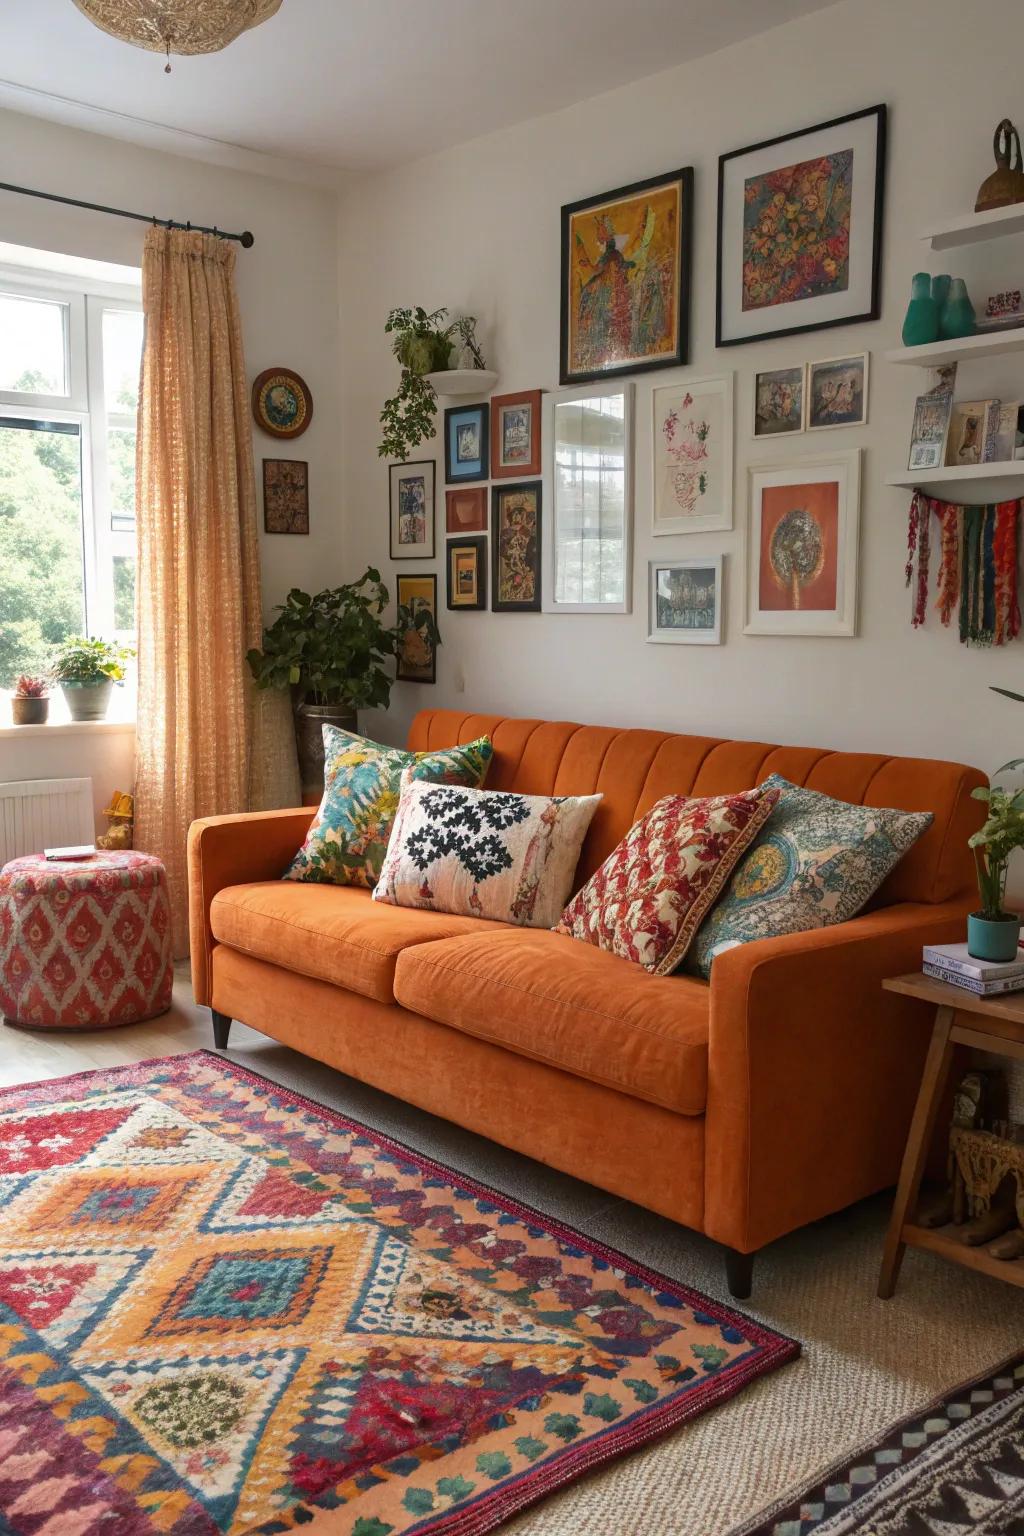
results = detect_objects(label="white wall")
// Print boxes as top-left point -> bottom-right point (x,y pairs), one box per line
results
338,0 -> 1024,796
0,109 -> 344,821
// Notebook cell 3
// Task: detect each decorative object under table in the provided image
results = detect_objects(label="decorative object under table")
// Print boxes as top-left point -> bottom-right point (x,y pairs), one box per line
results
0,850 -> 173,1029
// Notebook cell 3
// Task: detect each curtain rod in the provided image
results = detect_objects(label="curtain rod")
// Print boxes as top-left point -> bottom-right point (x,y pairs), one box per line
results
0,179 -> 255,248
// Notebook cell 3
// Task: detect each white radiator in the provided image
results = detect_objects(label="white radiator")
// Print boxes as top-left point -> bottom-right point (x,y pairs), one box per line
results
0,778 -> 94,864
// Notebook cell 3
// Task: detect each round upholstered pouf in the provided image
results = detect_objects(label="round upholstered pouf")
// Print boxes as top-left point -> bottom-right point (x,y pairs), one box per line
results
0,851 -> 173,1030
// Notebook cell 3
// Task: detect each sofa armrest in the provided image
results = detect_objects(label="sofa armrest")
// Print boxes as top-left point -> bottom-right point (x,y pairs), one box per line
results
187,808 -> 314,1006
704,895 -> 972,1253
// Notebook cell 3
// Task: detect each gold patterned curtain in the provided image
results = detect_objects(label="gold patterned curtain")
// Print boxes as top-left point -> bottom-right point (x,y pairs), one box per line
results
134,227 -> 298,956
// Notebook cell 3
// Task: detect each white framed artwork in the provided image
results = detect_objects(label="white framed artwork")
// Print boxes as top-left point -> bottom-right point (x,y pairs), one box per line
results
652,374 -> 733,535
744,449 -> 861,637
548,380 -> 633,614
648,556 -> 723,645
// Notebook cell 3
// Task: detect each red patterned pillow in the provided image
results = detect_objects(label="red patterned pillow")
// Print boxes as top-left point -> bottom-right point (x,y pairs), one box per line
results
554,786 -> 780,976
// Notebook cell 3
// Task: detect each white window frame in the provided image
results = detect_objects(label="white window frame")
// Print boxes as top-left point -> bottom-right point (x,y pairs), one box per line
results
0,264 -> 142,642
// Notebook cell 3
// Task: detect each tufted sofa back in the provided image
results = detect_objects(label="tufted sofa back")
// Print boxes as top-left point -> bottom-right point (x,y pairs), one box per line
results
406,710 -> 985,906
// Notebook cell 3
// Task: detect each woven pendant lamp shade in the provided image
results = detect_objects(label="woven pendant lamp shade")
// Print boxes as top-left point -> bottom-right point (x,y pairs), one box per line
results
72,0 -> 281,63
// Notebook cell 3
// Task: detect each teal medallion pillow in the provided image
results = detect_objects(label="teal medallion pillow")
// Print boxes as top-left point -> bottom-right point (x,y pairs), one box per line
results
686,773 -> 933,978
283,727 -> 493,888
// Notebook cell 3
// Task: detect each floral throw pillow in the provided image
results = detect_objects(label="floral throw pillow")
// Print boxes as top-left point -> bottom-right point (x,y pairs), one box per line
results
373,776 -> 602,928
686,773 -> 934,978
555,786 -> 781,976
283,728 -> 493,889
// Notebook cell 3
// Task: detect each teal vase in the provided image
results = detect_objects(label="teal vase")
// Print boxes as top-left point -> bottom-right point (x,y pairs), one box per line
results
931,273 -> 951,311
967,911 -> 1022,962
938,277 -> 976,340
902,272 -> 939,346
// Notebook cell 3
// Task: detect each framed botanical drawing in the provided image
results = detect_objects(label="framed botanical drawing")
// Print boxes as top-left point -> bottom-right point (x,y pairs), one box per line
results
444,403 -> 488,483
263,459 -> 309,534
652,374 -> 732,536
744,450 -> 861,637
753,366 -> 805,438
389,461 -> 435,560
648,557 -> 723,645
446,535 -> 487,611
807,353 -> 868,429
445,485 -> 488,534
491,389 -> 542,478
717,105 -> 886,346
396,574 -> 438,683
560,167 -> 693,385
551,382 -> 633,611
492,481 -> 542,612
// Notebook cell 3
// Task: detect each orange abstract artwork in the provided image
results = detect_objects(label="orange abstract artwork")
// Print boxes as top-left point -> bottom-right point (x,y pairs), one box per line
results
758,481 -> 839,612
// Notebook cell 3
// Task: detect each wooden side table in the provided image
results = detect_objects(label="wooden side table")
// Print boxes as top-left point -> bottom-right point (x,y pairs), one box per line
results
878,972 -> 1024,1297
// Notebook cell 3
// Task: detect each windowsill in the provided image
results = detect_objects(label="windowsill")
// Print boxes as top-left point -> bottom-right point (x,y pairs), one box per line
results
0,718 -> 135,740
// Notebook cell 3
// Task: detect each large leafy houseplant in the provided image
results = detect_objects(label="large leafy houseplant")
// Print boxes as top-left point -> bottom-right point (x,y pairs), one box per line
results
379,307 -> 484,461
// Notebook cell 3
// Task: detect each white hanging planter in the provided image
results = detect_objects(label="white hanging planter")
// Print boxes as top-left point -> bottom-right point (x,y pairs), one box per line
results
425,368 -> 498,397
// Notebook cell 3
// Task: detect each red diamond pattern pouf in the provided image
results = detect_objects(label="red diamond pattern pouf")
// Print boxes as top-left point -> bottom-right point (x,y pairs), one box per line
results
0,852 -> 173,1030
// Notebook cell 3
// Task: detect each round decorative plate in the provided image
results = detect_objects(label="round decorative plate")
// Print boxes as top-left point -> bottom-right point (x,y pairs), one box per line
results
251,367 -> 313,439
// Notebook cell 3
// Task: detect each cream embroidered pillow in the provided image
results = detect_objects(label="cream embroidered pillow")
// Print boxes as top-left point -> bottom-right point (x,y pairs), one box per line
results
373,775 -> 602,928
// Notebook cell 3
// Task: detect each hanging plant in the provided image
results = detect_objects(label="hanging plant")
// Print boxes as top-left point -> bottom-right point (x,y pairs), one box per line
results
378,307 -> 485,461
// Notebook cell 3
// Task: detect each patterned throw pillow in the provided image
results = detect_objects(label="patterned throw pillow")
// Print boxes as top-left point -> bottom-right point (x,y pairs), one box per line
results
686,773 -> 934,978
373,776 -> 602,928
284,728 -> 493,888
555,786 -> 781,977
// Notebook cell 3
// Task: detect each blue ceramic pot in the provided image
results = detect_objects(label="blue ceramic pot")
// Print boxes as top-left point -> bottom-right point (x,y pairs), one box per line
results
967,911 -> 1022,962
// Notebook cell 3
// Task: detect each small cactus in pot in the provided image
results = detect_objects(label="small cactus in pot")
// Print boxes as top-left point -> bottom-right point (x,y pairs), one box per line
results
11,675 -> 50,726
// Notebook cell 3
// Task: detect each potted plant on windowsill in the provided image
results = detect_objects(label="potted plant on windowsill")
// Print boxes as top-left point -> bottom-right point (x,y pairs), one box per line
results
51,636 -> 134,723
967,775 -> 1024,960
247,568 -> 440,796
11,676 -> 51,726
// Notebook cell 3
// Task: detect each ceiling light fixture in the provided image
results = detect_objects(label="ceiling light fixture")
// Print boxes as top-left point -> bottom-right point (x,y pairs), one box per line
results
72,0 -> 282,73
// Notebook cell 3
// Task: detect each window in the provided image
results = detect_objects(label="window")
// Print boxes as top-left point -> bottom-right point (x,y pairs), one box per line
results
0,267 -> 142,692
551,383 -> 633,613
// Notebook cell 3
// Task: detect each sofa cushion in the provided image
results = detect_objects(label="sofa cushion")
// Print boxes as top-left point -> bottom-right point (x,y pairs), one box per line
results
210,882 -> 504,1004
393,928 -> 709,1115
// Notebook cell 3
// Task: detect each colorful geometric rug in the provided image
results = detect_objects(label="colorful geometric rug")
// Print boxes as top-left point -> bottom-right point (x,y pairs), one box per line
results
734,1351 -> 1024,1536
0,1051 -> 797,1535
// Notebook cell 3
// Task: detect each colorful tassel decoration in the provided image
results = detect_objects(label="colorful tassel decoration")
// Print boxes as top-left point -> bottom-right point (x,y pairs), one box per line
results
993,499 -> 1021,645
906,491 -> 931,627
908,493 -> 1021,646
935,502 -> 961,626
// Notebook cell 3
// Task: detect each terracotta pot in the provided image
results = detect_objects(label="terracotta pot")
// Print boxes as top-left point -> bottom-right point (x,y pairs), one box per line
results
12,695 -> 49,725
294,702 -> 357,799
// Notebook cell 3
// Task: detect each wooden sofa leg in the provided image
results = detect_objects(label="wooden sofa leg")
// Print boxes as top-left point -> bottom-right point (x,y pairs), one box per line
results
724,1247 -> 755,1300
211,1010 -> 233,1049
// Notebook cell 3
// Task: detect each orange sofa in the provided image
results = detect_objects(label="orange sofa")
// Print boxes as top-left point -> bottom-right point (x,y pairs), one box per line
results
188,709 -> 984,1297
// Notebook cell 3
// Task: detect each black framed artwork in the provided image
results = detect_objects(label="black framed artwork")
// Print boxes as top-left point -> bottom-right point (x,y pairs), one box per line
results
716,104 -> 886,347
446,535 -> 487,611
389,460 -> 435,560
559,167 -> 693,385
396,573 -> 438,683
491,482 -> 542,612
262,458 -> 309,534
444,403 -> 489,483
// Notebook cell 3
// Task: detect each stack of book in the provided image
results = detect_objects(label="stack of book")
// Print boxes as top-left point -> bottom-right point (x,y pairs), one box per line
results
923,942 -> 1024,996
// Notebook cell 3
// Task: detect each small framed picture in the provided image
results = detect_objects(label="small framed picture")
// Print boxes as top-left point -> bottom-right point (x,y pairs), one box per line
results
446,535 -> 487,610
389,461 -> 435,560
648,556 -> 723,645
262,458 -> 309,534
807,353 -> 868,429
946,400 -> 1000,467
492,481 -> 542,612
445,485 -> 488,534
983,401 -> 1022,463
745,450 -> 861,637
652,374 -> 733,536
396,573 -> 438,683
491,389 -> 542,477
907,367 -> 956,471
444,403 -> 489,482
753,366 -> 805,437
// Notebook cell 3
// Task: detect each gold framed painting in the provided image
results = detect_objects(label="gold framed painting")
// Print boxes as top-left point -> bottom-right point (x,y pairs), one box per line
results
446,536 -> 487,611
560,168 -> 693,385
396,574 -> 438,683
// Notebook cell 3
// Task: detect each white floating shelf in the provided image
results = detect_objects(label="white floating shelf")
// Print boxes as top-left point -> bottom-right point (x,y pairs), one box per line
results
886,328 -> 1024,367
425,368 -> 498,397
886,461 -> 1024,501
920,203 -> 1024,251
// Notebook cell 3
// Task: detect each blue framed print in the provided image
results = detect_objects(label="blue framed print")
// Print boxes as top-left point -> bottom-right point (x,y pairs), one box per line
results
444,403 -> 489,483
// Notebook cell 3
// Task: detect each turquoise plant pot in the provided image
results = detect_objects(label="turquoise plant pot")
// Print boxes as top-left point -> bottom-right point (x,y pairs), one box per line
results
931,273 -> 951,311
938,277 -> 976,341
967,911 -> 1022,963
902,272 -> 939,347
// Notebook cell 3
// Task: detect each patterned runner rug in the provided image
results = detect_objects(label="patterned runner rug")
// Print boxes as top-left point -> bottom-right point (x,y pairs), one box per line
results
735,1352 -> 1024,1536
0,1050 -> 796,1535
